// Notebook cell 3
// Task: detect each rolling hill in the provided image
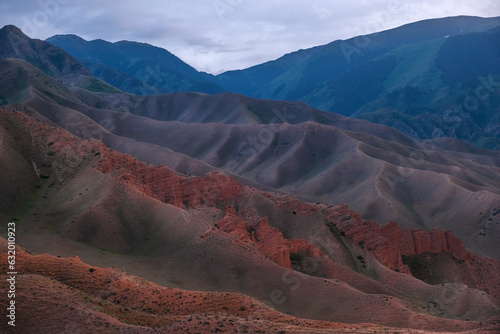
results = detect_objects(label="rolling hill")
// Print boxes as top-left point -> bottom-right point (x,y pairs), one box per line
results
1,109 -> 499,333
2,55 -> 497,258
1,22 -> 500,333
2,49 -> 500,258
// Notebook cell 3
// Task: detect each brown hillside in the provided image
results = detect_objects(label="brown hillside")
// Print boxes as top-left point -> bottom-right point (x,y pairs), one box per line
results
1,109 -> 499,333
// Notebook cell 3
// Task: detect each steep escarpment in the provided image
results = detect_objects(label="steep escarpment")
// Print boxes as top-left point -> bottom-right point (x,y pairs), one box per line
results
204,206 -> 332,275
96,148 -> 244,209
326,204 -> 500,298
326,204 -> 468,272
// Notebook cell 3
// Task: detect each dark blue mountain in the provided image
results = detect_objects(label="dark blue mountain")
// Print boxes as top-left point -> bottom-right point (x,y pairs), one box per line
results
216,16 -> 500,148
46,34 -> 224,95
0,25 -> 91,77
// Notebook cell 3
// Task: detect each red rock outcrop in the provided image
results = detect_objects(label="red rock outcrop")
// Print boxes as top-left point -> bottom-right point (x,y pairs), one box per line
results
212,206 -> 329,271
214,205 -> 255,245
252,216 -> 294,268
0,111 -> 243,211
326,204 -> 473,274
95,144 -> 244,209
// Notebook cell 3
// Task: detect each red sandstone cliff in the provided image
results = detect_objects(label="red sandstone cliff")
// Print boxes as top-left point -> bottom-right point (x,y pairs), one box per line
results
210,205 -> 329,271
325,204 -> 471,274
96,143 -> 244,209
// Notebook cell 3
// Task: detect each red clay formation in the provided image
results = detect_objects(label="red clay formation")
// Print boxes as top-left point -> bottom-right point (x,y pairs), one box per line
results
325,204 -> 471,273
212,206 -> 327,270
97,147 -> 244,209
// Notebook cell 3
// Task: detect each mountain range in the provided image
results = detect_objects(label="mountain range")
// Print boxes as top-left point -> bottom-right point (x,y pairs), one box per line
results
1,17 -> 500,333
47,16 -> 500,149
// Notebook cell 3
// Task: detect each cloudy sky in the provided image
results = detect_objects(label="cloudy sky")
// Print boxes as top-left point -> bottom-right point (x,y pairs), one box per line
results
1,0 -> 499,73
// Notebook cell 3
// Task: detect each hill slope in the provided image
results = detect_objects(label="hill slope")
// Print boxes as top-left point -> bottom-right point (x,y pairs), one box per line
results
218,16 -> 500,99
2,25 -> 500,332
2,55 -> 500,258
1,109 -> 499,333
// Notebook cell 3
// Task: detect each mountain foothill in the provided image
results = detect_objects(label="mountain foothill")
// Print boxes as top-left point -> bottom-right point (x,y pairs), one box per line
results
0,17 -> 499,333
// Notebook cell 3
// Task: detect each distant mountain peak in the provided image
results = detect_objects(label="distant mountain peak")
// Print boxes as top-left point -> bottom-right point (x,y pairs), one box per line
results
0,24 -> 27,37
0,24 -> 30,47
49,34 -> 88,42
46,33 -> 225,95
0,25 -> 91,77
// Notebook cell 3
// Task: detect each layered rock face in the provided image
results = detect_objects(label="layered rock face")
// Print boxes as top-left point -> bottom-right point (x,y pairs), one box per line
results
325,204 -> 500,299
210,206 -> 328,271
326,204 -> 471,274
96,144 -> 244,209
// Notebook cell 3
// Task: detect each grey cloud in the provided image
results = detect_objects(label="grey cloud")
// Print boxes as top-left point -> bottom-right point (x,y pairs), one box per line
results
1,0 -> 499,73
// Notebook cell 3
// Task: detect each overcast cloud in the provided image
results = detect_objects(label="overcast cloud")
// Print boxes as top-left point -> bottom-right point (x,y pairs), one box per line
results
1,0 -> 499,73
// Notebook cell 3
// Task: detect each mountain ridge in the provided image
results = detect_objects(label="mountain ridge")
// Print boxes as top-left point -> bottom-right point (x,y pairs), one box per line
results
0,25 -> 91,77
41,16 -> 500,148
215,16 -> 500,148
46,33 -> 225,95
2,54 -> 500,258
